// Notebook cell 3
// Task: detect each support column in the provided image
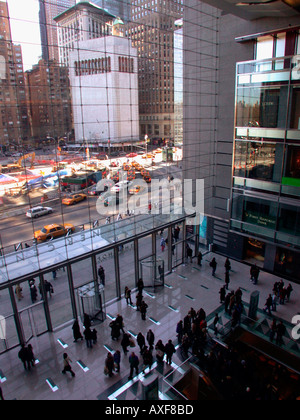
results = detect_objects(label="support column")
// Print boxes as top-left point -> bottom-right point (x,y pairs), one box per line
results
134,238 -> 139,287
114,246 -> 121,299
39,273 -> 53,332
8,285 -> 25,346
67,263 -> 78,320
168,225 -> 173,273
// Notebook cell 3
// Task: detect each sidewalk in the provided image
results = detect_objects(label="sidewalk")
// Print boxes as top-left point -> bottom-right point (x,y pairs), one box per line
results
0,252 -> 299,400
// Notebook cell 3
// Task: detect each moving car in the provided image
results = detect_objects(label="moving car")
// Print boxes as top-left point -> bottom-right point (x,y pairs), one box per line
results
87,185 -> 107,196
62,193 -> 87,206
110,180 -> 130,193
26,206 -> 53,219
34,223 -> 75,242
129,185 -> 146,195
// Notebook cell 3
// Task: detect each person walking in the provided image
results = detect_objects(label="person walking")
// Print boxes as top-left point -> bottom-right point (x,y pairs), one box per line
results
176,320 -> 184,344
137,332 -> 146,353
45,280 -> 54,299
62,353 -> 75,377
197,251 -> 203,267
161,237 -> 166,252
219,286 -> 226,303
84,326 -> 93,348
116,314 -> 125,334
286,283 -> 293,302
18,345 -> 30,371
142,347 -> 153,374
128,352 -> 139,380
114,350 -> 121,373
225,258 -> 231,274
137,279 -> 144,294
264,294 -> 273,316
98,266 -> 105,286
165,339 -> 176,365
30,282 -> 38,304
105,352 -> 115,377
27,344 -> 36,369
140,301 -> 148,321
121,333 -> 131,355
155,340 -> 165,363
147,329 -> 155,351
72,320 -> 83,343
15,284 -> 23,301
210,258 -> 217,277
186,245 -> 193,263
125,287 -> 133,305
225,271 -> 230,290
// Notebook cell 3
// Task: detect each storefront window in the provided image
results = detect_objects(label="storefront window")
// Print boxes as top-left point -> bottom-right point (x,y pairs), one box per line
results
275,247 -> 300,281
234,141 -> 283,183
290,87 -> 300,130
236,86 -> 288,129
278,204 -> 300,236
284,145 -> 300,182
243,197 -> 277,230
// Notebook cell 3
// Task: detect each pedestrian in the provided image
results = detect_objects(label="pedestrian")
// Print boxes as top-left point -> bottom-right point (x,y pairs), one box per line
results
114,350 -> 121,373
137,278 -> 144,294
45,280 -> 54,299
276,321 -> 286,346
142,347 -> 153,374
225,271 -> 230,290
84,326 -> 93,348
72,320 -> 83,343
116,314 -> 125,333
98,266 -> 105,286
140,300 -> 148,321
161,237 -> 166,252
263,294 -> 273,316
15,283 -> 23,301
225,258 -> 231,274
110,320 -> 121,341
121,333 -> 131,355
83,313 -> 91,329
219,286 -> 226,303
18,345 -> 30,371
0,386 -> 4,401
272,293 -> 277,312
155,340 -> 165,362
62,353 -> 75,377
27,344 -> 36,369
91,328 -> 98,345
105,352 -> 115,377
210,258 -> 217,276
165,340 -> 176,365
186,244 -> 193,263
137,332 -> 146,353
136,292 -> 143,311
213,313 -> 219,335
128,352 -> 139,380
270,319 -> 277,343
176,320 -> 184,344
147,329 -> 155,351
197,251 -> 203,267
286,283 -> 293,302
125,286 -> 133,305
30,283 -> 38,304
52,270 -> 57,280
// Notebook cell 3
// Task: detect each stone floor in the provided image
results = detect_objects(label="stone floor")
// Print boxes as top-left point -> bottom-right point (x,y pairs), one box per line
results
0,252 -> 299,400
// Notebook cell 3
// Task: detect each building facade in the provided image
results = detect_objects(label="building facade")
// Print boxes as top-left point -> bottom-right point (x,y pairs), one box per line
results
0,1 -> 30,149
183,0 -> 300,282
39,0 -> 75,62
54,1 -> 115,67
25,59 -> 73,142
92,0 -> 131,23
69,36 -> 139,145
125,0 -> 184,143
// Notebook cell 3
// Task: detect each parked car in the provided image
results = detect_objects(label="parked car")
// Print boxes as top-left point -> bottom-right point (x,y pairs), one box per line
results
34,223 -> 75,242
26,206 -> 53,219
62,193 -> 87,206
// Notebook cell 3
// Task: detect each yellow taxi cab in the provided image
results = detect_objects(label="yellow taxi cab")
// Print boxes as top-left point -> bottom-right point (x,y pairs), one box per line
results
129,185 -> 146,195
62,193 -> 87,206
34,223 -> 75,242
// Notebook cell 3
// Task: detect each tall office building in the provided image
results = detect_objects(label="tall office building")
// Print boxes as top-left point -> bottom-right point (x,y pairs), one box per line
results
126,0 -> 184,142
0,1 -> 30,149
92,0 -> 131,23
54,1 -> 115,67
39,0 -> 75,62
183,0 -> 300,282
25,59 -> 73,141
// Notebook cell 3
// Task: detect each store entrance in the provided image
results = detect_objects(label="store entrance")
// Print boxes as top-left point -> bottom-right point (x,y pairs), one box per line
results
245,237 -> 265,267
